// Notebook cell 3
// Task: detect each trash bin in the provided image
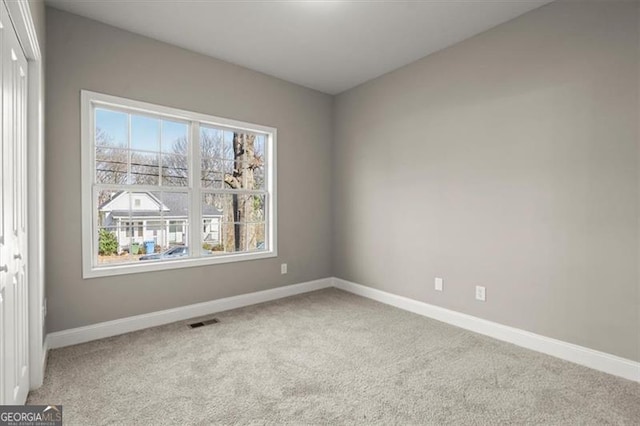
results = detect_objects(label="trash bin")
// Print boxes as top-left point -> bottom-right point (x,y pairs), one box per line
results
144,241 -> 155,254
131,242 -> 140,255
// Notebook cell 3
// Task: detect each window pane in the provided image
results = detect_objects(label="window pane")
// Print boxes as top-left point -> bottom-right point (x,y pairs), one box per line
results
162,154 -> 188,187
218,134 -> 264,190
220,194 -> 265,223
96,147 -> 128,184
138,228 -> 189,261
201,157 -> 224,188
96,108 -> 127,148
254,134 -> 266,159
131,115 -> 160,152
202,193 -> 230,220
94,189 -> 130,263
203,222 -> 265,255
223,131 -> 235,159
168,220 -> 188,246
229,194 -> 265,223
132,191 -> 160,213
201,193 -> 227,252
97,190 -> 136,265
138,220 -> 164,259
199,131 -> 265,190
201,194 -> 266,255
202,216 -> 222,247
200,126 -> 224,159
252,135 -> 266,190
225,222 -> 247,253
253,160 -> 266,191
155,192 -> 189,258
160,191 -> 190,219
138,193 -> 165,257
201,171 -> 224,189
97,226 -> 131,265
201,194 -> 265,223
241,161 -> 264,190
162,120 -> 188,154
222,159 -> 235,177
97,188 -> 128,228
246,222 -> 266,251
219,160 -> 263,190
131,151 -> 159,185
111,191 -> 190,262
202,221 -> 240,255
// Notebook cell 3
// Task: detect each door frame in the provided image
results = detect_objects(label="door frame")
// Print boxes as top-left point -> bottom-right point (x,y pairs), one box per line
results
4,0 -> 45,390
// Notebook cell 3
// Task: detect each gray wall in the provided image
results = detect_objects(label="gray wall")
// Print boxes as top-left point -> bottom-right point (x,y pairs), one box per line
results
333,1 -> 640,361
47,2 -> 640,362
45,8 -> 333,332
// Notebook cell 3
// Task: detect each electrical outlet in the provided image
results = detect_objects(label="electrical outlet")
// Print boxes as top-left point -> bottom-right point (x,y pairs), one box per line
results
434,277 -> 444,292
475,286 -> 486,302
281,263 -> 287,274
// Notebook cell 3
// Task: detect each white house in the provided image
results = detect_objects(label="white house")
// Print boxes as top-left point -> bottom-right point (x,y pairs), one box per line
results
98,191 -> 223,253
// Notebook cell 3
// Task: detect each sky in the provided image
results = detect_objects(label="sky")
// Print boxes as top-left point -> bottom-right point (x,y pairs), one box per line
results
96,108 -> 188,153
96,107 -> 267,157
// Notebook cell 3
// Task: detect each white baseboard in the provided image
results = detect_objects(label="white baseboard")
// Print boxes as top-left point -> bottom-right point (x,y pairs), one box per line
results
47,278 -> 333,349
44,276 -> 639,383
334,278 -> 640,383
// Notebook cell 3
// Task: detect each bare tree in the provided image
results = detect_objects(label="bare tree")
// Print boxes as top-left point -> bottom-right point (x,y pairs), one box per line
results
161,137 -> 189,186
193,130 -> 264,251
96,128 -> 127,187
96,127 -> 163,187
223,133 -> 264,251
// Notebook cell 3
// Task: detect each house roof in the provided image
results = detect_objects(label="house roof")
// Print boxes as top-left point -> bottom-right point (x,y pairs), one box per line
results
108,210 -> 193,219
100,191 -> 222,218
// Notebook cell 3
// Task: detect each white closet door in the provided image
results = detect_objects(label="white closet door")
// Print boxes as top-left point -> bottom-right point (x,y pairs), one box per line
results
0,0 -> 29,405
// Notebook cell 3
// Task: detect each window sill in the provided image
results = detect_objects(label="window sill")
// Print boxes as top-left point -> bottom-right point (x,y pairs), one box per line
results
83,250 -> 277,279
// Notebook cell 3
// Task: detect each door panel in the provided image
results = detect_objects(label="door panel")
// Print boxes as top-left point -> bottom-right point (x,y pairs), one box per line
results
0,0 -> 29,405
0,287 -> 5,404
0,0 -> 5,406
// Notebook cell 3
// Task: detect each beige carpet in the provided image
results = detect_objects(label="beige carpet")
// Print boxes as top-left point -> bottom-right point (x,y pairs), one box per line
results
28,288 -> 640,425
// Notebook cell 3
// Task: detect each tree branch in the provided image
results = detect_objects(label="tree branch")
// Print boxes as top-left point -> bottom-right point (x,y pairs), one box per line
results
224,173 -> 241,189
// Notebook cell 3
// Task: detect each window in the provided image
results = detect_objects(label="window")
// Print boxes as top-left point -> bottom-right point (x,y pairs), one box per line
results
82,91 -> 277,278
123,221 -> 143,238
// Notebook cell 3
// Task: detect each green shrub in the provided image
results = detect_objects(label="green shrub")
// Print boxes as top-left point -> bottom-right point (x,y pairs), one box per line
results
98,229 -> 118,255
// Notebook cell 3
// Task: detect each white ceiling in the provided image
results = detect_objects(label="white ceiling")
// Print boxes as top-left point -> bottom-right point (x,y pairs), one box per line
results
45,0 -> 552,95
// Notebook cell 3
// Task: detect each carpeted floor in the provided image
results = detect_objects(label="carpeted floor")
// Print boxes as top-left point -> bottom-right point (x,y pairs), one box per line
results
28,288 -> 640,425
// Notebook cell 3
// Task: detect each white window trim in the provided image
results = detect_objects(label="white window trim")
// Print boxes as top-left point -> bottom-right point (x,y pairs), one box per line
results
81,90 -> 278,279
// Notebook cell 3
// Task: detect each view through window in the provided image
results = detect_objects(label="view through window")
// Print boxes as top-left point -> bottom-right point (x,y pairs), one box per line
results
83,91 -> 276,277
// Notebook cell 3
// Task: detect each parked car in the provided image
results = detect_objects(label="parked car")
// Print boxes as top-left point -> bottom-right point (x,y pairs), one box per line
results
139,246 -> 214,261
139,245 -> 189,261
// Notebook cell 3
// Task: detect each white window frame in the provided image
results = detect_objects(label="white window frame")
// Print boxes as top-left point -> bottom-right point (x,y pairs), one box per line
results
81,90 -> 277,278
